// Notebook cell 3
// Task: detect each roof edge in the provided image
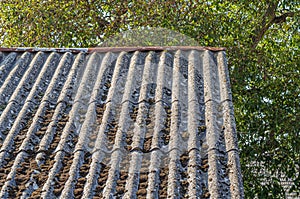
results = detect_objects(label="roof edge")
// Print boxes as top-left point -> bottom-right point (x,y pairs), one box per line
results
0,46 -> 226,53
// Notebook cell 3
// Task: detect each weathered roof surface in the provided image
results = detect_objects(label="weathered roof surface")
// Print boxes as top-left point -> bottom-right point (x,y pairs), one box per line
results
0,47 -> 244,199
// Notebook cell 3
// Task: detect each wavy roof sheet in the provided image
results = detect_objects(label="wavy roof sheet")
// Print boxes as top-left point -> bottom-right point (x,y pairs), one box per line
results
0,47 -> 244,199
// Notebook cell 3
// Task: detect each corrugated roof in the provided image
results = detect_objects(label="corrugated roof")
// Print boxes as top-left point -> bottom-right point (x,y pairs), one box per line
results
0,48 -> 244,199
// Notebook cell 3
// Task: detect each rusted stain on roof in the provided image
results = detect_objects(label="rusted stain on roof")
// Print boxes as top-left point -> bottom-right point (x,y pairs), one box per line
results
0,48 -> 243,199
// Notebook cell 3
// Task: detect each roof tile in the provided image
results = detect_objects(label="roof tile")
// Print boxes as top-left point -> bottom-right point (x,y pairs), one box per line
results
0,48 -> 244,198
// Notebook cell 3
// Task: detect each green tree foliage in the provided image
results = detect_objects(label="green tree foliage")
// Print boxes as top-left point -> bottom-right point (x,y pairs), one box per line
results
0,0 -> 108,46
0,0 -> 299,198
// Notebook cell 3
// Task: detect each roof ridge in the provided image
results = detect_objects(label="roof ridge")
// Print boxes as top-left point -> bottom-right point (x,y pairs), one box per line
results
0,46 -> 226,53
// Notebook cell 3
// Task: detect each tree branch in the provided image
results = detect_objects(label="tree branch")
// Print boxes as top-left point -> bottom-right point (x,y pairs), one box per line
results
252,6 -> 298,49
273,12 -> 296,24
251,2 -> 278,49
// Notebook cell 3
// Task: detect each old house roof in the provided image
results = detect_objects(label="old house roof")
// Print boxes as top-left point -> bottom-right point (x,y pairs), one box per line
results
0,47 -> 244,199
